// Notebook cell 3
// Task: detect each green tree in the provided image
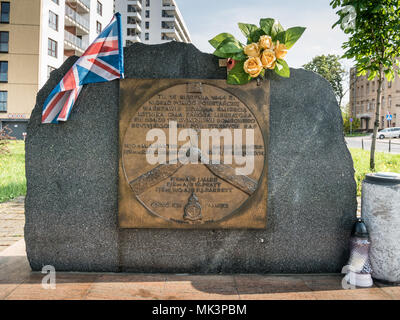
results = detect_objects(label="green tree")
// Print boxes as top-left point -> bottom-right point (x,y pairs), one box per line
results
303,54 -> 347,106
331,0 -> 400,170
342,111 -> 361,134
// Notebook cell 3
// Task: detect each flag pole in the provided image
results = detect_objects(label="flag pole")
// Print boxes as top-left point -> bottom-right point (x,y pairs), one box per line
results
115,12 -> 125,79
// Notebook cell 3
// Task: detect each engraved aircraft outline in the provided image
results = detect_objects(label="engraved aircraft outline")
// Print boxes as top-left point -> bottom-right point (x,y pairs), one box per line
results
128,146 -> 258,196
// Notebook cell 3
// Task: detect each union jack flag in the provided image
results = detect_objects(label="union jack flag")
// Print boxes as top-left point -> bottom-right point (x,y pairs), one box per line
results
42,13 -> 124,124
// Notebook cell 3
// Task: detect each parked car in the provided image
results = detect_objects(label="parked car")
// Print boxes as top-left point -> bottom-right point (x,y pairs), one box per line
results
378,127 -> 400,139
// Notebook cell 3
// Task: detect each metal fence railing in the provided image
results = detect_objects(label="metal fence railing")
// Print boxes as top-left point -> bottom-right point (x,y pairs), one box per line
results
64,30 -> 88,50
80,0 -> 90,9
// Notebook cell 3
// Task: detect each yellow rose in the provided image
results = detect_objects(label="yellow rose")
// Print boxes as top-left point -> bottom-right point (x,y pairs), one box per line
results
275,40 -> 288,60
261,49 -> 276,69
244,57 -> 263,78
244,43 -> 260,57
258,35 -> 274,50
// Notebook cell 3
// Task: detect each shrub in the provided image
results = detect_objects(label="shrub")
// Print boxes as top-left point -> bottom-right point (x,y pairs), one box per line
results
0,126 -> 15,155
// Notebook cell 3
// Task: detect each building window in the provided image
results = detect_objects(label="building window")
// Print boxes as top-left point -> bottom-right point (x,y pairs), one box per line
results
127,5 -> 140,13
145,10 -> 150,18
382,97 -> 385,108
47,65 -> 56,79
389,96 -> 392,108
96,21 -> 102,34
145,33 -> 149,40
51,0 -> 59,4
0,61 -> 8,82
0,2 -> 10,24
49,10 -> 58,31
0,31 -> 8,53
97,1 -> 102,16
127,28 -> 138,36
146,0 -> 150,7
127,16 -> 138,24
388,80 -> 392,88
145,21 -> 149,29
0,90 -> 6,111
126,40 -> 134,46
48,38 -> 57,57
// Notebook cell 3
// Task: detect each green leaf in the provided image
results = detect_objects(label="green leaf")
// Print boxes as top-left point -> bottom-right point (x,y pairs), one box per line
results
385,70 -> 394,82
213,38 -> 245,59
274,59 -> 290,78
209,33 -> 236,49
259,18 -> 275,35
238,23 -> 258,40
271,20 -> 284,39
367,71 -> 377,81
259,68 -> 266,79
248,28 -> 265,43
213,48 -> 232,59
284,27 -> 306,49
227,60 -> 252,85
275,31 -> 286,44
217,38 -> 244,54
231,51 -> 247,61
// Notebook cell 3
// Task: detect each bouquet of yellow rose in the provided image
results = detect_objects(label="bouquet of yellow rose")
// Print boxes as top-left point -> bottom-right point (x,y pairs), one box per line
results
209,18 -> 306,85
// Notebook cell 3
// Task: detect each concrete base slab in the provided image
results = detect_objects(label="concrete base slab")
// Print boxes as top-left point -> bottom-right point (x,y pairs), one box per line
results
0,240 -> 398,300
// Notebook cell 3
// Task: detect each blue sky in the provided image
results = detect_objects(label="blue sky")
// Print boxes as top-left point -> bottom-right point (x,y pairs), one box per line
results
175,0 -> 351,70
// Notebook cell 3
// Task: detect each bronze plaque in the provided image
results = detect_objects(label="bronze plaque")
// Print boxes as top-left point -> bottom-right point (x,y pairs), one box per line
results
119,79 -> 269,229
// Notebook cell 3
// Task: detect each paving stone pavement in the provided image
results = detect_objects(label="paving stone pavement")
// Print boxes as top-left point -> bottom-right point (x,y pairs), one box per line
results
0,240 -> 399,300
0,197 -> 25,252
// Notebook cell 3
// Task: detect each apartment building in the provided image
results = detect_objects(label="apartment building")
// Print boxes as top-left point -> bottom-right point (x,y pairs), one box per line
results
0,0 -> 113,139
349,67 -> 400,131
115,0 -> 191,47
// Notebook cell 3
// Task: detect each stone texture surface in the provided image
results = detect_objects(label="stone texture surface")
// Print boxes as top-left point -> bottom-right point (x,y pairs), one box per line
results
363,179 -> 400,283
25,42 -> 356,273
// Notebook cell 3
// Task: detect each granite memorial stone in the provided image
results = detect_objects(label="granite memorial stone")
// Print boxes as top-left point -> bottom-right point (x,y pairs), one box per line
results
25,42 -> 356,273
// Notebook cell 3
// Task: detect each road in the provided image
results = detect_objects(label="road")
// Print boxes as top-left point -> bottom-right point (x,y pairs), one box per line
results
346,135 -> 400,154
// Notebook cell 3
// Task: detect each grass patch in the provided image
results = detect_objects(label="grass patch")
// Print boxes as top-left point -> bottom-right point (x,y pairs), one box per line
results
350,148 -> 400,196
0,141 -> 26,203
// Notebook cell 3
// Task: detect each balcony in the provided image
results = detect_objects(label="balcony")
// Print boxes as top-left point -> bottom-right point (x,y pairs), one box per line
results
161,35 -> 175,41
358,113 -> 373,118
162,0 -> 176,6
128,0 -> 142,10
162,11 -> 175,20
126,35 -> 141,43
65,5 -> 90,34
127,24 -> 142,33
127,11 -> 142,21
161,26 -> 176,34
161,31 -> 181,42
64,30 -> 88,54
66,0 -> 90,13
162,2 -> 176,12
